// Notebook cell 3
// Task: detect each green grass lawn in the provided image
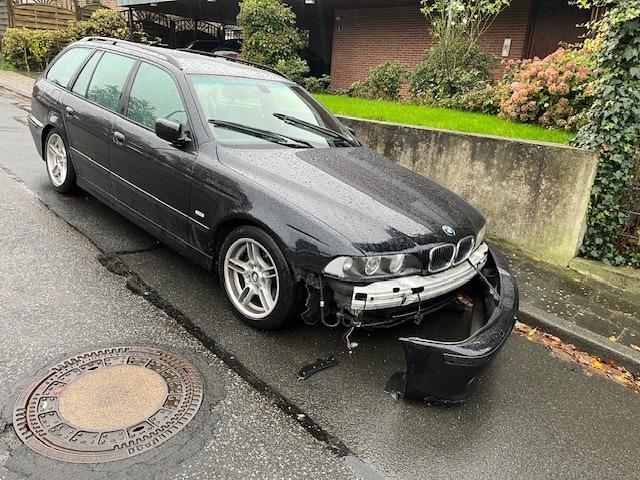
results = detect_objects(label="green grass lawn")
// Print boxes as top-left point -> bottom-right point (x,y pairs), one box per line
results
315,94 -> 575,145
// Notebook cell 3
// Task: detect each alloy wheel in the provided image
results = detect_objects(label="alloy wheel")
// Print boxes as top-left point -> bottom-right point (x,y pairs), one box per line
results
223,237 -> 280,319
46,133 -> 68,187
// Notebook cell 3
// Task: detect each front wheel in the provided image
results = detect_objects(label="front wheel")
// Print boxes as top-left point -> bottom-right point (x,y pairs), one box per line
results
219,226 -> 300,330
45,129 -> 76,193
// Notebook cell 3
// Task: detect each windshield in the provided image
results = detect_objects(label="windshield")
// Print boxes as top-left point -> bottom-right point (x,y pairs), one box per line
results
189,75 -> 358,148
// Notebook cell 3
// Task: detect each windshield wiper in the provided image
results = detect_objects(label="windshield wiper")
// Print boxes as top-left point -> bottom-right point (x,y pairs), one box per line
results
208,119 -> 312,148
273,113 -> 360,147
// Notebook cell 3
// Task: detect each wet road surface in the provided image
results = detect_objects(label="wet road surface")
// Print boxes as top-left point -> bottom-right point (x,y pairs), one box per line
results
0,92 -> 638,479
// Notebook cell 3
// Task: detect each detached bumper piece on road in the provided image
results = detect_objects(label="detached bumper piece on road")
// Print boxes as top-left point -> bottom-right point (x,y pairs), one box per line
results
386,246 -> 518,403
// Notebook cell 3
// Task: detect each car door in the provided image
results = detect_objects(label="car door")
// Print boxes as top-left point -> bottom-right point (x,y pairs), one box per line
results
63,50 -> 136,197
110,61 -> 196,243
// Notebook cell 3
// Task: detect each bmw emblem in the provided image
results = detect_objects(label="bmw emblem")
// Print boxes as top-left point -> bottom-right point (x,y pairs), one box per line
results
442,225 -> 456,237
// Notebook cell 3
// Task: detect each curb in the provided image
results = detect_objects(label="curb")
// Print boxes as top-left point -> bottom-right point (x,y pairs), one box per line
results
519,303 -> 640,373
569,257 -> 640,297
0,81 -> 32,100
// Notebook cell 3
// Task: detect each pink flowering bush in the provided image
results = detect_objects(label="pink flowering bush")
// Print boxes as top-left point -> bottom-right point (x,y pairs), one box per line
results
494,45 -> 597,131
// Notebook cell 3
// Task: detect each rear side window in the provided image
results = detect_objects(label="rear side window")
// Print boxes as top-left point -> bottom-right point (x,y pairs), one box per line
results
86,52 -> 136,112
126,63 -> 187,130
71,51 -> 103,97
46,48 -> 92,88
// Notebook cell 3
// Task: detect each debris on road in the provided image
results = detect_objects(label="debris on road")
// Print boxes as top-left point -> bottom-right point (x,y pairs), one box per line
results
298,356 -> 339,381
515,321 -> 640,394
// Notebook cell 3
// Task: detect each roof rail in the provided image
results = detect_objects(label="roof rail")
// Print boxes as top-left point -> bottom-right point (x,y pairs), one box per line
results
174,48 -> 289,80
79,37 -> 182,69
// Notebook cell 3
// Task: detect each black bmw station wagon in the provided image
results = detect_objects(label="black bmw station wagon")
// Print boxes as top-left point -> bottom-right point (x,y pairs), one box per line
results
29,37 -> 518,402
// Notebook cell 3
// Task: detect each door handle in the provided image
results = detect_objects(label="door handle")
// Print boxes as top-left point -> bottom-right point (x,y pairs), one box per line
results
113,131 -> 126,146
64,106 -> 75,117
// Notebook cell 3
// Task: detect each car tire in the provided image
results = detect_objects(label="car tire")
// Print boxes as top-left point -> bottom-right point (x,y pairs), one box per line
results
44,128 -> 76,193
219,226 -> 301,330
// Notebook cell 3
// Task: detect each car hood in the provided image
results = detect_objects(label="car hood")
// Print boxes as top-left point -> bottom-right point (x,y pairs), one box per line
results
217,146 -> 485,254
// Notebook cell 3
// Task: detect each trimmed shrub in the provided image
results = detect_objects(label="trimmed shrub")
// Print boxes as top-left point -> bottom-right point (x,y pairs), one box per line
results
364,61 -> 409,101
67,9 -> 129,41
1,28 -> 70,71
494,45 -> 597,131
1,28 -> 32,71
345,80 -> 372,99
346,61 -> 409,101
1,10 -> 129,71
275,57 -> 309,84
301,74 -> 331,93
409,39 -> 497,105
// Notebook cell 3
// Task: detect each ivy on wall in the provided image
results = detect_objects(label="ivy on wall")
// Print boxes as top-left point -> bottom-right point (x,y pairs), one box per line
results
574,0 -> 640,266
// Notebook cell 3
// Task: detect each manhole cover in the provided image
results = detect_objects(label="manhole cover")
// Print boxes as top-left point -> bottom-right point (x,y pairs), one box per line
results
13,346 -> 203,463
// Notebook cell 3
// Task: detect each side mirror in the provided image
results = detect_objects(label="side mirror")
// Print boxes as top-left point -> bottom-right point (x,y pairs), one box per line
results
155,118 -> 189,146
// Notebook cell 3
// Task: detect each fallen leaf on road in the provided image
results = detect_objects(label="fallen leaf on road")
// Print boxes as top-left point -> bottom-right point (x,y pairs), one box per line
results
514,322 -> 640,394
609,335 -> 617,342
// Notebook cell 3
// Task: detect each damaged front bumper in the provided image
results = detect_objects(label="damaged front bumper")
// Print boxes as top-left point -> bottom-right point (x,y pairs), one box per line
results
385,244 -> 518,403
351,244 -> 489,311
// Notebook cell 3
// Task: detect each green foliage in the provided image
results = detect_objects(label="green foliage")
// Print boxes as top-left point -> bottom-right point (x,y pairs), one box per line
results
448,84 -> 499,113
1,28 -> 31,71
413,1 -> 507,109
574,0 -> 640,267
346,61 -> 409,101
301,74 -> 331,93
366,61 -> 409,101
345,80 -> 371,99
1,27 -> 70,71
421,0 -> 511,44
67,9 -> 129,41
1,10 -> 129,72
237,0 -> 309,82
409,39 -> 497,105
493,45 -> 597,131
1,61 -> 17,72
29,29 -> 73,69
274,57 -> 309,84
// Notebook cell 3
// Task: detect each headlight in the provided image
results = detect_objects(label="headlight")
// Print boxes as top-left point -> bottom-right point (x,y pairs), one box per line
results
323,254 -> 421,279
476,224 -> 486,247
388,254 -> 405,273
364,257 -> 381,275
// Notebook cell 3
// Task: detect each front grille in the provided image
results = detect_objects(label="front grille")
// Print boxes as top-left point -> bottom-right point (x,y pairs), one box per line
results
454,235 -> 475,265
428,244 -> 455,272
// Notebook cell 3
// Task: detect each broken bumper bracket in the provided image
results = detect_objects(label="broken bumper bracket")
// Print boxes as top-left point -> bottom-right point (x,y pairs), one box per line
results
385,245 -> 518,403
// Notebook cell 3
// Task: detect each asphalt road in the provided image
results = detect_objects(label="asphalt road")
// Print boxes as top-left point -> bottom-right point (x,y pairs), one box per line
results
0,92 -> 638,479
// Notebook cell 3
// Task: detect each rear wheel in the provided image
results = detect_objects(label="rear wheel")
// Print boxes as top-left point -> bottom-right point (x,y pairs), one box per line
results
45,129 -> 76,193
219,226 -> 300,330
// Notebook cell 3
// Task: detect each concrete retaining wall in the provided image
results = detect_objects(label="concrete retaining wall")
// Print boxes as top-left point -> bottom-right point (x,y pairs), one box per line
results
340,116 -> 599,265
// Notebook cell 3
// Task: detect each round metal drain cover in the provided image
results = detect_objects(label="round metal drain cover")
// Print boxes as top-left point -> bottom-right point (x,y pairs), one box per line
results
13,347 -> 203,463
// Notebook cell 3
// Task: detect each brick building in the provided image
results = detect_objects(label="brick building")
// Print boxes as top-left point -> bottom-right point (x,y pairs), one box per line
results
116,0 -> 593,88
329,0 -> 592,89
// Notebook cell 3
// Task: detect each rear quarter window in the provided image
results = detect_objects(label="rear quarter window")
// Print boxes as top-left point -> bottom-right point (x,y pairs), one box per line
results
46,48 -> 92,89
